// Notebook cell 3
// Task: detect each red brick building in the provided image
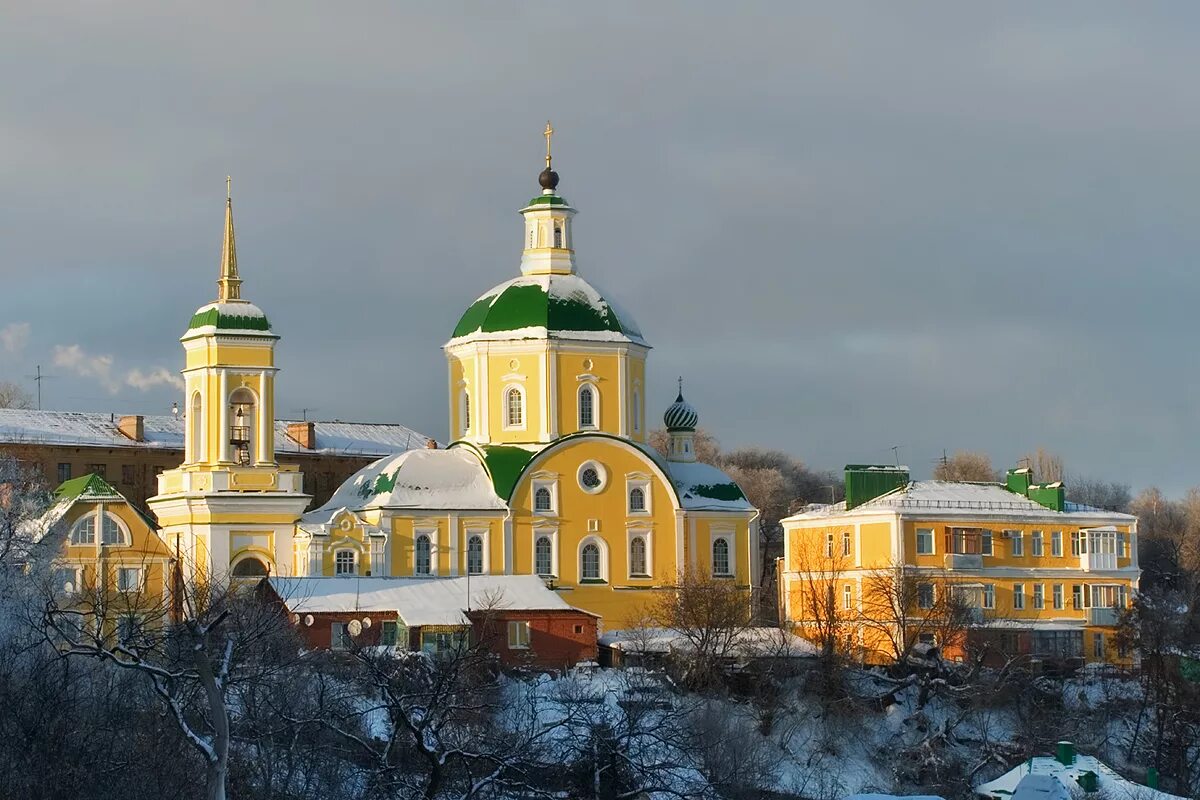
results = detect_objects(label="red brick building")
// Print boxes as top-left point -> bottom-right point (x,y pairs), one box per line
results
266,575 -> 598,669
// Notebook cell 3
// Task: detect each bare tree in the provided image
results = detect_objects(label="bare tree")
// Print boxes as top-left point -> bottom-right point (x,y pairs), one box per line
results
1023,447 -> 1064,484
42,573 -> 299,800
0,455 -> 52,569
648,568 -> 753,691
933,450 -> 998,482
0,381 -> 33,410
1066,476 -> 1132,512
857,561 -> 975,668
647,426 -> 722,465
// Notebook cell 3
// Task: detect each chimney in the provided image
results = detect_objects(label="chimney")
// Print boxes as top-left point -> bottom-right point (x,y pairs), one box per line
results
117,415 -> 145,442
286,421 -> 316,449
425,438 -> 438,449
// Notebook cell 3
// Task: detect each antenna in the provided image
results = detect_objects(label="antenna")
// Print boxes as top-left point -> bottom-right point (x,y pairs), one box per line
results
25,364 -> 55,410
290,408 -> 319,421
890,445 -> 902,467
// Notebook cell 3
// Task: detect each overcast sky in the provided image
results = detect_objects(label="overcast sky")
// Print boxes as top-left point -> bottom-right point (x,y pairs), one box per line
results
1,4 -> 1198,494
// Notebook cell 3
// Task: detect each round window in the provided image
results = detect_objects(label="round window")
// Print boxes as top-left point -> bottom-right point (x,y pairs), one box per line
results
578,461 -> 606,493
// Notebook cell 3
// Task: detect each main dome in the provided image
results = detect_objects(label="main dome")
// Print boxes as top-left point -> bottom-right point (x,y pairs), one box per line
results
449,273 -> 645,346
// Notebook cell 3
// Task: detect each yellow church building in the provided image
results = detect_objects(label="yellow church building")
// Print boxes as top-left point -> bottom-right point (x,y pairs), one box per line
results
139,130 -> 759,630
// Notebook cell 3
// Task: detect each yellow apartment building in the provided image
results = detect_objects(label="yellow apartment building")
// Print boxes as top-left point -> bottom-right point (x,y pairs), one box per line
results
780,465 -> 1138,665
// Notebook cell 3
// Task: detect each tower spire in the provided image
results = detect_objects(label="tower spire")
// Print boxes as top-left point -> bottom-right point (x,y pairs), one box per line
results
217,176 -> 243,302
544,120 -> 554,169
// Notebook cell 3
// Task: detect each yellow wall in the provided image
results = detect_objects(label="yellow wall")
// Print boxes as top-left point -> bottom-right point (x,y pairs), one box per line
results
57,500 -> 174,612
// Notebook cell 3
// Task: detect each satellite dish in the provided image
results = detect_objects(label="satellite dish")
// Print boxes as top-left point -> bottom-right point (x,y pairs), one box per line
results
291,614 -> 300,625
63,581 -> 74,593
362,617 -> 372,629
348,619 -> 363,637
303,614 -> 314,627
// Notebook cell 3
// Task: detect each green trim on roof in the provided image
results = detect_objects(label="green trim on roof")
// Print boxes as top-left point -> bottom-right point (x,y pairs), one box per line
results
527,195 -> 568,206
478,445 -> 539,500
187,307 -> 272,332
55,473 -> 121,501
688,483 -> 748,503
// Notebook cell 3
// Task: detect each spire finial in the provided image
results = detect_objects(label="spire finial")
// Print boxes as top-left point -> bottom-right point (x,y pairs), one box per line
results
677,376 -> 683,399
216,177 -> 242,302
544,120 -> 554,169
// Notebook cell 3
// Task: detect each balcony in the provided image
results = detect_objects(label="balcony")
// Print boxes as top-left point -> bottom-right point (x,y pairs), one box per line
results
1087,607 -> 1119,627
944,553 -> 983,570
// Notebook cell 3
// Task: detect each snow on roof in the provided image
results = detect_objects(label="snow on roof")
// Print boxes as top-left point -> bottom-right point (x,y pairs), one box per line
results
599,627 -> 817,658
976,753 -> 1184,800
664,460 -> 755,511
786,481 -> 1135,523
847,795 -> 946,800
268,575 -> 583,627
0,409 -> 431,458
303,448 -> 506,520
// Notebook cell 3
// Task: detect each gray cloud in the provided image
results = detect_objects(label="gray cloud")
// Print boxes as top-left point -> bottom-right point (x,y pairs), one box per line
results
1,3 -> 1197,493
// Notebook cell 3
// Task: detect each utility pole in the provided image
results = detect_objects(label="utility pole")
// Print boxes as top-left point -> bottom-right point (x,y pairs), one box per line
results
891,445 -> 902,467
26,364 -> 54,410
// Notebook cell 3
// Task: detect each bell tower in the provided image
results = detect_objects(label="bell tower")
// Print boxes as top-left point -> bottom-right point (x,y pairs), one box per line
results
149,180 -> 309,586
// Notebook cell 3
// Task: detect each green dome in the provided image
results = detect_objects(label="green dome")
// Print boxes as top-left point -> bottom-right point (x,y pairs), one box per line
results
183,301 -> 273,339
449,273 -> 645,345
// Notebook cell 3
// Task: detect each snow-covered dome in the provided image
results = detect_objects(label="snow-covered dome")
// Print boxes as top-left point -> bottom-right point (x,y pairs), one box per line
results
184,301 -> 273,338
448,273 -> 645,346
663,390 -> 698,432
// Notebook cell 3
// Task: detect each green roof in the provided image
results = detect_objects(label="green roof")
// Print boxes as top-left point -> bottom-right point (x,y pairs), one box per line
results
476,445 -> 540,500
55,473 -> 122,502
450,274 -> 643,342
689,483 -> 748,503
186,306 -> 272,334
526,194 -> 569,206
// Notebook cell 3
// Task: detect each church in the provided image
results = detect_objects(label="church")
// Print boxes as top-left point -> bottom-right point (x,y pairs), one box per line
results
146,127 -> 759,629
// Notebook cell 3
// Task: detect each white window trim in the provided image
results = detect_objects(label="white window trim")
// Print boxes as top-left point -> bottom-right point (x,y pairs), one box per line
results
842,584 -> 852,610
116,566 -> 144,593
1013,583 -> 1026,610
531,479 -> 558,516
916,528 -> 934,555
626,476 -> 651,515
532,528 -> 559,577
55,564 -> 85,594
70,516 -> 96,545
710,530 -> 735,577
577,382 -> 599,430
578,535 -> 609,583
917,582 -> 935,609
369,535 -> 387,577
1033,583 -> 1045,609
334,548 -> 358,576
626,528 -> 653,579
414,528 -> 439,577
502,384 -> 526,431
1053,583 -> 1064,609
507,620 -> 531,649
1008,530 -> 1024,557
331,622 -> 349,652
982,584 -> 995,609
1031,530 -> 1044,557
463,529 -> 490,575
981,530 -> 993,556
1051,530 -> 1063,557
577,461 -> 607,494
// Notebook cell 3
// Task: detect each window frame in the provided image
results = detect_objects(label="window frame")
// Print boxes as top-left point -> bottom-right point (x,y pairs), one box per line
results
917,583 -> 935,610
712,536 -> 732,577
1053,583 -> 1064,610
842,531 -> 852,557
334,549 -> 358,577
414,532 -> 435,577
842,583 -> 853,610
1009,530 -> 1024,557
1031,530 -> 1044,557
580,539 -> 605,583
1033,583 -> 1045,610
508,620 -> 532,649
628,530 -> 652,578
503,384 -> 526,430
626,476 -> 651,515
1051,530 -> 1063,557
916,528 -> 934,555
331,622 -> 350,652
116,567 -> 143,593
533,531 -> 558,578
577,383 -> 599,430
982,584 -> 995,609
70,516 -> 96,545
465,531 -> 488,576
577,461 -> 607,494
1013,583 -> 1025,610
981,530 -> 993,556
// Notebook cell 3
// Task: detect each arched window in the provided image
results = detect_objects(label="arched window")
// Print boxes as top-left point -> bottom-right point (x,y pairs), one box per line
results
228,387 -> 257,465
415,534 -> 432,576
629,487 -> 646,512
100,513 -> 126,545
534,486 -> 553,512
578,385 -> 596,429
630,536 -> 647,577
70,516 -> 95,545
467,535 -> 484,575
505,387 -> 524,428
632,389 -> 640,433
233,557 -> 269,577
554,224 -> 563,248
581,543 -> 601,581
712,538 -> 731,576
462,391 -> 470,434
535,536 -> 553,576
334,550 -> 357,576
190,391 -> 203,462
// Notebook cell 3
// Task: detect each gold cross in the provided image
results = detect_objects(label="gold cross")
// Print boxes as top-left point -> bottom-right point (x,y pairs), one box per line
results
226,175 -> 232,202
544,121 -> 553,168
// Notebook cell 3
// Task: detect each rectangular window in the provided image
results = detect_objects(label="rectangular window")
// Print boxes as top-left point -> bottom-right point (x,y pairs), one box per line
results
1013,583 -> 1025,610
1093,632 -> 1104,659
1009,531 -> 1023,557
917,583 -> 934,609
380,621 -> 399,646
982,584 -> 995,609
331,622 -> 349,651
1051,531 -> 1063,557
842,531 -> 852,557
1117,585 -> 1128,609
507,620 -> 531,649
916,528 -> 934,555
573,624 -> 584,635
121,464 -> 136,485
1053,584 -> 1064,610
1072,584 -> 1084,609
1031,531 -> 1044,557
1117,533 -> 1126,558
57,462 -> 72,483
116,567 -> 142,593
55,566 -> 82,594
87,463 -> 106,479
842,584 -> 852,610
824,532 -> 834,558
1033,583 -> 1044,610
981,530 -> 993,556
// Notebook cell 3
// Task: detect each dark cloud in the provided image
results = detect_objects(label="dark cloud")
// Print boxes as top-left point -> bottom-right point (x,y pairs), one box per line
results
1,3 -> 1197,493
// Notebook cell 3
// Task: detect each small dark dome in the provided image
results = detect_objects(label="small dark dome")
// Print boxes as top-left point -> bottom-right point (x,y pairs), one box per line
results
664,391 -> 699,432
538,167 -> 560,191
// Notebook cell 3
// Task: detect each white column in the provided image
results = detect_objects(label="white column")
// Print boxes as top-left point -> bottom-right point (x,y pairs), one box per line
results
218,370 -> 230,463
257,370 -> 270,465
503,514 -> 513,574
617,348 -> 628,437
448,514 -> 460,576
539,349 -> 550,442
546,346 -> 558,439
477,348 -> 490,441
